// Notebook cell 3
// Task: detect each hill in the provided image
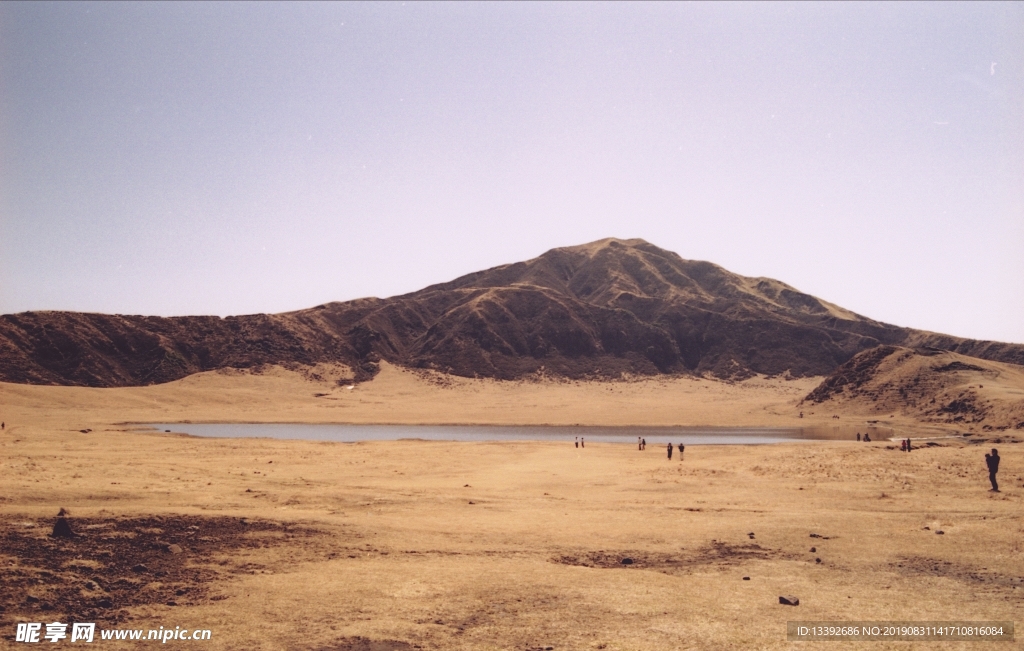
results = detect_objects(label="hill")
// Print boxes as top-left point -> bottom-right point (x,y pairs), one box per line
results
804,345 -> 1024,431
2,238 -> 1023,387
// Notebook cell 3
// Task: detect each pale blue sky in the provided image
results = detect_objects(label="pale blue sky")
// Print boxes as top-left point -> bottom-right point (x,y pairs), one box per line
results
2,2 -> 1022,342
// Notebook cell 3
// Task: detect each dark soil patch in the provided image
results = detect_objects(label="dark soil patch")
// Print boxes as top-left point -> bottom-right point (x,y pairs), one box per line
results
892,557 -> 1024,595
316,638 -> 419,651
0,514 -> 319,626
552,540 -> 786,574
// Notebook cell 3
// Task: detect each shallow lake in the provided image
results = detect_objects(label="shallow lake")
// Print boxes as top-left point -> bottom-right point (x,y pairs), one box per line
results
145,423 -> 884,445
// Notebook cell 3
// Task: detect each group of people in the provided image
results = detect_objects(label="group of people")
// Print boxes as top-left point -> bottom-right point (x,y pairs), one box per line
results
900,438 -> 913,452
574,436 -> 584,448
667,442 -> 684,460
856,432 -> 872,442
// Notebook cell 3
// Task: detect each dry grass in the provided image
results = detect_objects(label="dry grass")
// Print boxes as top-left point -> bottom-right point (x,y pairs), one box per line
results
1,365 -> 1021,650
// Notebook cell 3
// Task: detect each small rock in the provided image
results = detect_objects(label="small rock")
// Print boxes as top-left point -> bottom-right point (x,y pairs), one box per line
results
26,594 -> 40,603
779,595 -> 800,606
41,603 -> 53,611
810,533 -> 820,538
131,564 -> 148,573
923,526 -> 930,530
175,588 -> 187,596
166,600 -> 177,606
167,543 -> 183,554
97,598 -> 113,608
810,547 -> 816,553
815,558 -> 822,564
51,516 -> 75,538
936,530 -> 945,535
620,558 -> 634,565
742,576 -> 750,581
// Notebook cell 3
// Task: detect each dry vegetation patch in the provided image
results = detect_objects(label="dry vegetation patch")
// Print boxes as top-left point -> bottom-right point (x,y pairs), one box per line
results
0,514 -> 320,627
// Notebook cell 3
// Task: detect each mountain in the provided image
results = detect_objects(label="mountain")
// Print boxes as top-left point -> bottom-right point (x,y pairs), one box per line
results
2,238 -> 1023,387
804,345 -> 1024,431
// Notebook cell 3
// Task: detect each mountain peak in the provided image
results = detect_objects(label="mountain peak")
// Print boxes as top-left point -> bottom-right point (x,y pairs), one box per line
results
2,239 -> 1022,386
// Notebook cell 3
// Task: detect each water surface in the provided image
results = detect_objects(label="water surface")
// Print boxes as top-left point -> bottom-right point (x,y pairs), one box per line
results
145,423 -> 871,445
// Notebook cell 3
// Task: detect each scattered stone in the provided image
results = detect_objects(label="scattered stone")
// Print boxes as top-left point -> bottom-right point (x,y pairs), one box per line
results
810,533 -> 820,538
936,530 -> 945,535
923,526 -> 930,530
779,595 -> 800,606
25,594 -> 40,603
468,501 -> 475,505
742,576 -> 750,581
620,558 -> 634,565
166,544 -> 183,554
97,598 -> 113,608
131,564 -> 148,573
51,515 -> 75,539
810,547 -> 816,553
166,600 -> 177,606
815,558 -> 822,564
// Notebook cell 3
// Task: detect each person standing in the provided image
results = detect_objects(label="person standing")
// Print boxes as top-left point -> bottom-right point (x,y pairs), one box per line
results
575,437 -> 579,448
667,443 -> 673,460
580,437 -> 584,448
641,438 -> 646,450
638,436 -> 642,451
678,443 -> 684,460
986,449 -> 1000,492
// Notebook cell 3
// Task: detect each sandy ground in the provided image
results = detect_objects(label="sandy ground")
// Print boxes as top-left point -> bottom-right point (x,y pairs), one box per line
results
1,365 -> 1021,650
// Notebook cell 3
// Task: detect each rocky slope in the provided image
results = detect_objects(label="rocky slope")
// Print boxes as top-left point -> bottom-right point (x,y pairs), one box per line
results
804,345 -> 1024,430
2,238 -> 1023,387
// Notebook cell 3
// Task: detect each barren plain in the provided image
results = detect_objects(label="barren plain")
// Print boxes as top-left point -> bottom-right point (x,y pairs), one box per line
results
1,363 -> 1021,650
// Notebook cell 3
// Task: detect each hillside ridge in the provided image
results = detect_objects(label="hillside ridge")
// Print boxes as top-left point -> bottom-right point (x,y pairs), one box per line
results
2,238 -> 1022,387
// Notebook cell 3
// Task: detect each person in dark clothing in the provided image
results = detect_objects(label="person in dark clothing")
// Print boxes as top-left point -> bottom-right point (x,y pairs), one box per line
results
667,443 -> 673,460
863,433 -> 871,442
986,449 -> 1000,492
638,437 -> 642,451
906,438 -> 912,452
641,438 -> 646,450
581,437 -> 584,448
575,437 -> 579,448
678,443 -> 684,459
857,433 -> 861,442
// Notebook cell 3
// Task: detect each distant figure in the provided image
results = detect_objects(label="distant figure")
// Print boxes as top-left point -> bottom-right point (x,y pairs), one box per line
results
906,438 -> 912,452
863,433 -> 871,442
900,439 -> 907,452
581,437 -> 584,448
857,433 -> 861,442
678,443 -> 684,459
667,443 -> 673,460
1,422 -> 4,430
575,437 -> 579,448
642,438 -> 646,450
638,436 -> 642,451
986,449 -> 1000,492
799,412 -> 804,419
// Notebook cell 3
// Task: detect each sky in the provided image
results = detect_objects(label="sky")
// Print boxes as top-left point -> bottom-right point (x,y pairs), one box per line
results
1,2 -> 1022,343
